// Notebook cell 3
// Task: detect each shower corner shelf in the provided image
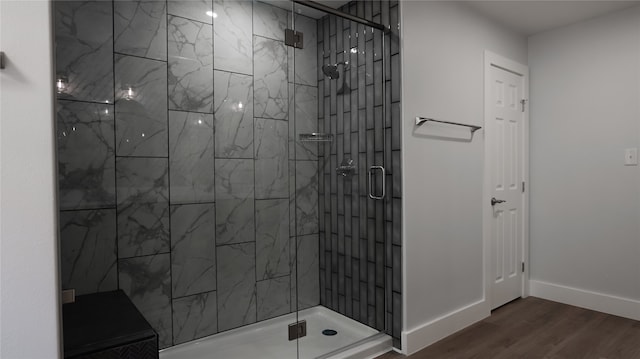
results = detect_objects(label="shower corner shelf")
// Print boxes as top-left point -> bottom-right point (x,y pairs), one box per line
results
299,133 -> 334,142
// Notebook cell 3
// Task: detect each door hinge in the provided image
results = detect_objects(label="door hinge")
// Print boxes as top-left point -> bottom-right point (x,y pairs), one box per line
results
521,99 -> 527,112
522,181 -> 525,193
0,51 -> 5,70
288,320 -> 307,340
285,29 -> 304,49
522,262 -> 525,273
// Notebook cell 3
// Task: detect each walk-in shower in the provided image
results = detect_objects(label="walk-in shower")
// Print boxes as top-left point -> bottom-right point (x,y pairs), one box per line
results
54,0 -> 402,357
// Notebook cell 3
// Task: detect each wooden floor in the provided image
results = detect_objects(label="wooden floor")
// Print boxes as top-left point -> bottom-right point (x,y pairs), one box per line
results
376,297 -> 640,359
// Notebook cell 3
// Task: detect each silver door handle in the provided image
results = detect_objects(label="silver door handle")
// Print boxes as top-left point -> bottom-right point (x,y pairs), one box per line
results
491,197 -> 506,206
368,166 -> 385,200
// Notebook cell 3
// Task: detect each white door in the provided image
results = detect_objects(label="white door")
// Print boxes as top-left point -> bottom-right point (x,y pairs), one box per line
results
487,64 -> 525,310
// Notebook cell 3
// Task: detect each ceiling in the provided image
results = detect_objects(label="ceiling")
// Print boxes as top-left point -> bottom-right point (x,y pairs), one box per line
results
454,1 -> 640,36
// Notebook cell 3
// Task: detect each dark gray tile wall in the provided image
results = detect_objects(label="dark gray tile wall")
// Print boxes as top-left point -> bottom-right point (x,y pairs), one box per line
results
55,0 -> 319,349
316,0 -> 402,347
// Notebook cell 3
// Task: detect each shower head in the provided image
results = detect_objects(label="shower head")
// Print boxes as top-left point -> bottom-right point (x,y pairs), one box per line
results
322,61 -> 349,80
322,64 -> 340,79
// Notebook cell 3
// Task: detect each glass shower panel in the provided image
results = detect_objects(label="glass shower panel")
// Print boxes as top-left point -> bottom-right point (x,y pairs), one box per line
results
292,3 -> 388,357
55,0 -> 303,356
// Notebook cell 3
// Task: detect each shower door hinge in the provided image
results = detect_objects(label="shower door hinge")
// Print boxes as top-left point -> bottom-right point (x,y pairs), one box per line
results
522,262 -> 525,273
522,181 -> 525,193
0,51 -> 5,70
285,29 -> 304,49
521,99 -> 528,112
288,320 -> 307,340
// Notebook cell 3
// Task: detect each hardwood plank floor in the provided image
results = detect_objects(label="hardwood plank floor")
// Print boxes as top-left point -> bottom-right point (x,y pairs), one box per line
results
376,297 -> 640,359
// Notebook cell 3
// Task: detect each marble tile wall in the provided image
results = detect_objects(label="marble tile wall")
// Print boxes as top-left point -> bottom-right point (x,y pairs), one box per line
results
316,0 -> 403,348
55,0 -> 320,350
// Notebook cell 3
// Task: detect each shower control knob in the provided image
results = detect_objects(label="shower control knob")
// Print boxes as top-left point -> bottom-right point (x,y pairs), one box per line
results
491,197 -> 506,206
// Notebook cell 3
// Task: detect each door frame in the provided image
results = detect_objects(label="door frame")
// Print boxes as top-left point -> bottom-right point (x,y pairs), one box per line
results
482,51 -> 530,308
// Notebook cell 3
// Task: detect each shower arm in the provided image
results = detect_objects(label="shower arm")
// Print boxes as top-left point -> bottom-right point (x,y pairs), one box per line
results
338,61 -> 350,70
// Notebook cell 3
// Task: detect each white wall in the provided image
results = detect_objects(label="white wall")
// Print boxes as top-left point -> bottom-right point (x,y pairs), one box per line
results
528,6 -> 640,319
0,1 -> 61,358
400,1 -> 527,354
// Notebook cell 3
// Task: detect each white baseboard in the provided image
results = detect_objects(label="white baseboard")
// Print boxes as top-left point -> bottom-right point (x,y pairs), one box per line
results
530,280 -> 640,321
401,300 -> 489,355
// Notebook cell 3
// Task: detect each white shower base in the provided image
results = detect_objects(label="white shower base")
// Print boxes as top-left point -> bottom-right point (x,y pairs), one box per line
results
160,306 -> 391,359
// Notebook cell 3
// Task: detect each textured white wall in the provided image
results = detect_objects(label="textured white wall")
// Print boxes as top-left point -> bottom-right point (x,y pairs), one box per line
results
0,1 -> 61,358
400,1 -> 527,353
529,6 -> 640,302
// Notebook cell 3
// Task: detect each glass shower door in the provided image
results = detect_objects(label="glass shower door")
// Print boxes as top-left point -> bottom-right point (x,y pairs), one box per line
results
291,2 -> 390,357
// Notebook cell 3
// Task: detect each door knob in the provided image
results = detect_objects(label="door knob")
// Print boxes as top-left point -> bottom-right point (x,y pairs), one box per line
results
491,197 -> 506,206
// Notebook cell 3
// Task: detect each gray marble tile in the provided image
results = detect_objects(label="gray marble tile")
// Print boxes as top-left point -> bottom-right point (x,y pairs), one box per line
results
214,71 -> 254,159
171,203 -> 216,297
215,159 -> 255,245
255,119 -> 288,159
172,292 -> 217,344
293,85 -> 318,161
55,1 -> 113,103
257,277 -> 290,321
114,0 -> 167,61
59,209 -> 117,295
289,15 -> 317,86
119,254 -> 172,348
215,199 -> 255,246
214,158 -> 253,198
115,54 -> 168,157
291,234 -> 319,310
116,157 -> 169,205
168,0 -> 213,24
213,0 -> 252,74
169,111 -> 215,204
296,161 -> 318,235
57,100 -> 115,210
217,243 -> 256,331
256,199 -> 289,280
117,202 -> 170,258
116,158 -> 170,257
253,1 -> 288,41
168,15 -> 214,113
254,37 -> 288,120
255,119 -> 289,199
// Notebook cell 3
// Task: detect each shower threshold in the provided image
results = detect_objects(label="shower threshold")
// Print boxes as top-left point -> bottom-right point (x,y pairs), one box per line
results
160,306 -> 391,359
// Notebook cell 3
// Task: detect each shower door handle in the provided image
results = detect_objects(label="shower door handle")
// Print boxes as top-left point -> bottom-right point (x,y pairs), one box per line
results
368,166 -> 386,200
